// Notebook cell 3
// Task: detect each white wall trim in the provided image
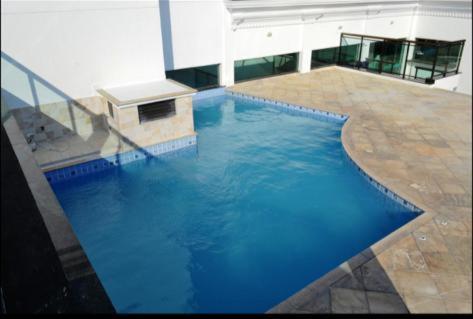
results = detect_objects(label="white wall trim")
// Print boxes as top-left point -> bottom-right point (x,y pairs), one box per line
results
230,4 -> 418,30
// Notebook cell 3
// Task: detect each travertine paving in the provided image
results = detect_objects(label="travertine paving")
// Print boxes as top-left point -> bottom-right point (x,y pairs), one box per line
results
229,67 -> 472,314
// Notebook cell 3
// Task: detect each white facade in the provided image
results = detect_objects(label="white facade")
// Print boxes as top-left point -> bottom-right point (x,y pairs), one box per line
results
160,0 -> 225,71
1,0 -> 472,110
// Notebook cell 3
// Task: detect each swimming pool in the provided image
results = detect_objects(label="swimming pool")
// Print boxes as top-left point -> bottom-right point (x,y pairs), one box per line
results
49,92 -> 419,313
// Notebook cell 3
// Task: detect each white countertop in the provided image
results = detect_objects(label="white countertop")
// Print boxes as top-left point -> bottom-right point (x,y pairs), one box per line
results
97,79 -> 196,107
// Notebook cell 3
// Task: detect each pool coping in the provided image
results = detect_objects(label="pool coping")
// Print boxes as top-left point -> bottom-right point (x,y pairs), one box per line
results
222,88 -> 440,313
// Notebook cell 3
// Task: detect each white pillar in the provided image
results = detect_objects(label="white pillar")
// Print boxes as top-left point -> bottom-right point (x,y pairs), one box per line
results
221,7 -> 235,86
299,24 -> 311,74
299,47 -> 312,73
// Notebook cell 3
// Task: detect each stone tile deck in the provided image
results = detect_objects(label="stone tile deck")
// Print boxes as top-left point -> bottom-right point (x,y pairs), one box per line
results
229,67 -> 472,314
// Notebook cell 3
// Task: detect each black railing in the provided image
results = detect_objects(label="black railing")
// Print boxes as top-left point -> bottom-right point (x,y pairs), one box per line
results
311,34 -> 465,85
335,33 -> 466,84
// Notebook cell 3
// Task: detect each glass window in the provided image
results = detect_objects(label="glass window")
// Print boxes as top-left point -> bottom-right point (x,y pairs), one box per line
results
166,64 -> 219,91
234,53 -> 298,82
311,47 -> 339,69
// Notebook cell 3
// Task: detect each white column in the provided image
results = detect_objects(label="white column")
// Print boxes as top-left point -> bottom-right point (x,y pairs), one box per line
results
298,47 -> 312,73
221,7 -> 235,86
298,24 -> 311,74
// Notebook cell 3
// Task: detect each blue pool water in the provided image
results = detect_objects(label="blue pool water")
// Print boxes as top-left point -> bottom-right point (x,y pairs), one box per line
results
51,94 -> 418,313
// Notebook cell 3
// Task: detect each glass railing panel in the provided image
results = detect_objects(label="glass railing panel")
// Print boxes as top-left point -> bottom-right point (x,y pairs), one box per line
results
404,44 -> 437,80
339,35 -> 361,67
381,41 -> 408,76
445,42 -> 463,74
433,45 -> 450,78
359,37 -> 384,72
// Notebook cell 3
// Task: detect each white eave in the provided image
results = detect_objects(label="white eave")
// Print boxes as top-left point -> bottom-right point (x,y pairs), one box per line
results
224,0 -> 418,10
225,0 -> 472,10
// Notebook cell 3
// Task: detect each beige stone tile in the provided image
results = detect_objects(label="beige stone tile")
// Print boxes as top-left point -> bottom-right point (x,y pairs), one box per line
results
443,299 -> 473,313
403,294 -> 447,313
389,270 -> 439,297
377,234 -> 429,273
412,221 -> 449,254
434,216 -> 471,238
422,252 -> 466,275
431,273 -> 472,302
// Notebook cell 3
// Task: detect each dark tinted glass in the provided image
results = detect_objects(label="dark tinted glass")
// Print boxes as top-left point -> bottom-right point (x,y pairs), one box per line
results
234,53 -> 298,82
311,47 -> 339,69
166,64 -> 219,91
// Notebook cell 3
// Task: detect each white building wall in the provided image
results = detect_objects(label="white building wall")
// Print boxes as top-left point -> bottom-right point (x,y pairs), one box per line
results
303,19 -> 365,51
233,25 -> 303,61
161,0 -> 224,71
1,0 -> 167,108
364,14 -> 414,38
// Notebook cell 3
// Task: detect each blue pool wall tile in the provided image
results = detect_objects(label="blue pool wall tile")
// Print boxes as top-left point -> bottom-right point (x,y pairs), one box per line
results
226,91 -> 348,123
45,135 -> 197,184
193,87 -> 226,101
342,149 -> 423,214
